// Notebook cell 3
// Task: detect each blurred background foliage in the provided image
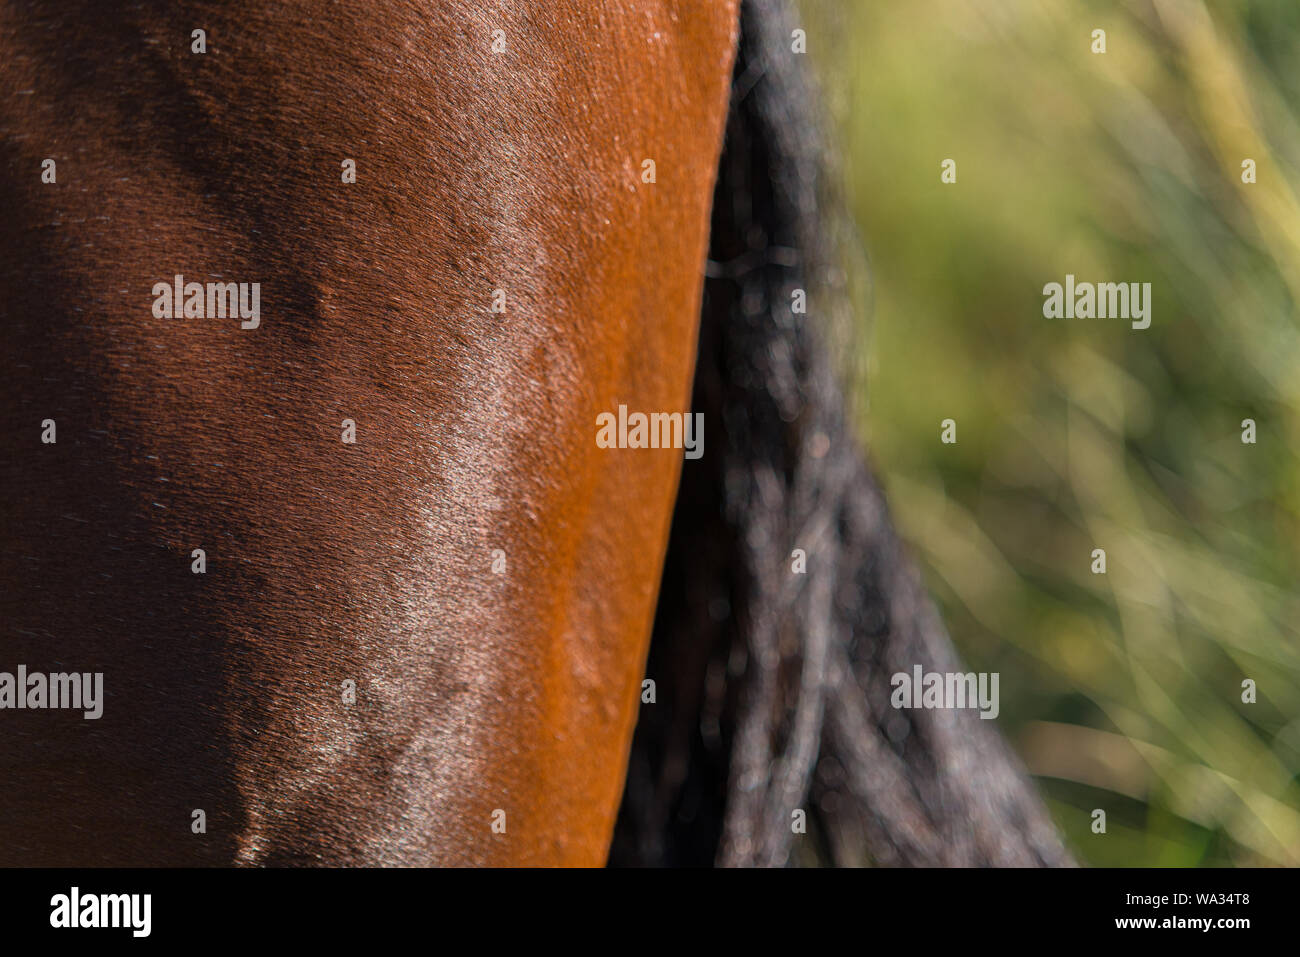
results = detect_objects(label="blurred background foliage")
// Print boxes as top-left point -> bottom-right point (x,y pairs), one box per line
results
797,0 -> 1300,865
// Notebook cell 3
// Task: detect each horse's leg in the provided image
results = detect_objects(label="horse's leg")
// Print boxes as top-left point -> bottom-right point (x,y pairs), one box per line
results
0,0 -> 738,865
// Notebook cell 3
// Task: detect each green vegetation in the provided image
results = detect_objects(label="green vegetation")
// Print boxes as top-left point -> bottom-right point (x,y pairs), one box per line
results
801,0 -> 1300,866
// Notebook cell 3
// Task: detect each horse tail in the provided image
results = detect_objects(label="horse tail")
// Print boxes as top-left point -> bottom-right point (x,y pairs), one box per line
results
610,0 -> 1073,867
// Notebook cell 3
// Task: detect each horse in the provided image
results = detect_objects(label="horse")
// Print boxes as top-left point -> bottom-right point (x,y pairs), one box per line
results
0,0 -> 1071,866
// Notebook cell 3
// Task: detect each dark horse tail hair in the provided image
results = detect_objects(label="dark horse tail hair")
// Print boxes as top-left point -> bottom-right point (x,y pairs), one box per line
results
610,0 -> 1073,867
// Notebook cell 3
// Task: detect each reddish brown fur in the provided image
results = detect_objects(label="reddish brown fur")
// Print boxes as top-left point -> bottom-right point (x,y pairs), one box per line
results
0,0 -> 738,865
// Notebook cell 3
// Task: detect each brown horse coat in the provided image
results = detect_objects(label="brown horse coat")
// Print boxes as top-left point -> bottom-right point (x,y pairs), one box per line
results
0,0 -> 738,865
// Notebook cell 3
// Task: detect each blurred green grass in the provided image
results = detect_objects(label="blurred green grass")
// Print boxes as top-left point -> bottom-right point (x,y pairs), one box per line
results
799,0 -> 1300,865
